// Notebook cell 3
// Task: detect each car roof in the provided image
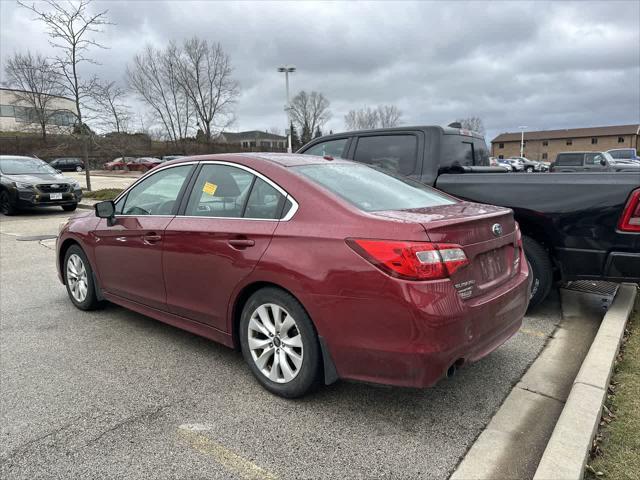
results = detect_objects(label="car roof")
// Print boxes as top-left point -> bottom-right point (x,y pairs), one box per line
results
166,152 -> 354,168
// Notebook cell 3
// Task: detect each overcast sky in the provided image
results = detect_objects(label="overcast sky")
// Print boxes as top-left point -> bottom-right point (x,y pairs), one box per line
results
1,0 -> 639,141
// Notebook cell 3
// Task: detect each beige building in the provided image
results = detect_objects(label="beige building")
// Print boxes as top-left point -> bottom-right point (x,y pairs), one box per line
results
217,130 -> 287,149
0,87 -> 77,135
491,124 -> 640,162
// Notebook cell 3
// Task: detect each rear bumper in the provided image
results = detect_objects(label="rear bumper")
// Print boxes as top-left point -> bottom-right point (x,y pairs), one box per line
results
311,266 -> 530,389
556,247 -> 640,283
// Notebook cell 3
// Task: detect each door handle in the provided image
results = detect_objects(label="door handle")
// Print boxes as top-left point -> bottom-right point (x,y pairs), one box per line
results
228,238 -> 255,249
143,233 -> 162,244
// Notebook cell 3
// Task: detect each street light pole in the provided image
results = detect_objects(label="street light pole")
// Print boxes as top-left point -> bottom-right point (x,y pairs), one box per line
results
278,66 -> 296,153
518,125 -> 528,157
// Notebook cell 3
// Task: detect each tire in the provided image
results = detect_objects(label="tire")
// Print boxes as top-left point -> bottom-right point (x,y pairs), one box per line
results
240,287 -> 321,398
0,190 -> 17,216
62,204 -> 78,212
63,245 -> 101,310
523,235 -> 553,309
525,166 -> 534,173
75,165 -> 83,172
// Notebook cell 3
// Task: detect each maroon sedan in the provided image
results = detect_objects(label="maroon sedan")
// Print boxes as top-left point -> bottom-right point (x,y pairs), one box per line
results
56,153 -> 530,397
126,157 -> 162,172
103,157 -> 134,171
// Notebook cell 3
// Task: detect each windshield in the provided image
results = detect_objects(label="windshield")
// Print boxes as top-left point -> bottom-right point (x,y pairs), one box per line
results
294,163 -> 456,212
0,156 -> 58,175
609,149 -> 633,159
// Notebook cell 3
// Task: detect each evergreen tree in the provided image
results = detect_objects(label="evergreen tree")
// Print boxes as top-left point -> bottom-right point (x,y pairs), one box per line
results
314,126 -> 322,138
290,122 -> 301,151
301,123 -> 312,145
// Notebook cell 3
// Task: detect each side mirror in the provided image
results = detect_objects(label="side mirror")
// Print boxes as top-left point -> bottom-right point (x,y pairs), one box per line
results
95,200 -> 116,226
600,158 -> 607,166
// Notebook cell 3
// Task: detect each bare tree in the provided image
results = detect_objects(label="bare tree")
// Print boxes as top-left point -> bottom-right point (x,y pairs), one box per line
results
289,91 -> 331,144
267,126 -> 281,136
91,81 -> 130,133
19,0 -> 112,190
377,105 -> 402,128
127,44 -> 194,146
344,106 -> 379,130
4,51 -> 64,141
175,38 -> 239,142
344,104 -> 402,130
456,116 -> 486,136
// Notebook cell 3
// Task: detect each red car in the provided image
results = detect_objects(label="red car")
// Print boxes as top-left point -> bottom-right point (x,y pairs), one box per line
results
104,157 -> 135,171
56,153 -> 530,398
125,157 -> 162,172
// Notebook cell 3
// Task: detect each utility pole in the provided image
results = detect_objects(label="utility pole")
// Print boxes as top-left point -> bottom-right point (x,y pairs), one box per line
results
518,125 -> 528,157
278,66 -> 296,153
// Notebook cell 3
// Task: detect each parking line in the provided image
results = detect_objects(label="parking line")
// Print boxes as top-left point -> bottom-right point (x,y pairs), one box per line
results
519,327 -> 548,338
177,425 -> 277,480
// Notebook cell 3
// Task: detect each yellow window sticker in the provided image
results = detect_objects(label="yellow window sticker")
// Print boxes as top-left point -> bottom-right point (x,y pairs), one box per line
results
202,182 -> 218,195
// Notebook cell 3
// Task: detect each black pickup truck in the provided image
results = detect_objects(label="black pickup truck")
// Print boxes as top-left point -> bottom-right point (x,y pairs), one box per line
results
298,126 -> 640,308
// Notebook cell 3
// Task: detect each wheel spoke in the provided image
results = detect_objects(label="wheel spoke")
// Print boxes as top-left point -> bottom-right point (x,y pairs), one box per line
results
254,347 -> 274,370
249,317 -> 270,338
283,346 -> 302,369
282,333 -> 302,349
248,336 -> 271,350
256,306 -> 275,335
279,350 -> 295,381
271,305 -> 283,333
268,351 -> 281,381
280,314 -> 295,335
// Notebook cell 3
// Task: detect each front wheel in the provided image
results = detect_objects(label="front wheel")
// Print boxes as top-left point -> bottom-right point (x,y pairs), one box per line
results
62,204 -> 77,212
64,245 -> 101,310
75,165 -> 83,172
240,288 -> 321,398
523,235 -> 553,309
0,190 -> 17,215
525,166 -> 534,173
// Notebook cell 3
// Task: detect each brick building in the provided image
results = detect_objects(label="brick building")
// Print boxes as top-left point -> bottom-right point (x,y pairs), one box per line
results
491,124 -> 640,162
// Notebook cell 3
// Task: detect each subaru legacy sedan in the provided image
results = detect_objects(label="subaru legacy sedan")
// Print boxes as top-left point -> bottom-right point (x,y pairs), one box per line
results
57,153 -> 530,397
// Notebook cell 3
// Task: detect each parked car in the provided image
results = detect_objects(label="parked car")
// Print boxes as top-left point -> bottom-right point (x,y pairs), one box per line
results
507,157 -> 547,172
607,148 -> 640,163
298,126 -> 640,308
49,157 -> 85,172
489,157 -> 510,172
57,153 -> 530,398
0,155 -> 82,215
104,157 -> 135,171
126,157 -> 162,172
503,158 -> 525,172
497,159 -> 515,171
550,151 -> 640,173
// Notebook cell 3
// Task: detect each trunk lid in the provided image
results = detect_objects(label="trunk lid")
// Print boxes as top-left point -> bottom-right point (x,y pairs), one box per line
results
374,202 -> 520,299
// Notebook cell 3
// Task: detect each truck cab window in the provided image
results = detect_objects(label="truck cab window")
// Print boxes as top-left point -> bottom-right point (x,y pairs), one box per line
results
353,135 -> 417,175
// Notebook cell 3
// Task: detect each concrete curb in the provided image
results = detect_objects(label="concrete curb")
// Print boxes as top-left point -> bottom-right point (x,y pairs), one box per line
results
533,283 -> 637,480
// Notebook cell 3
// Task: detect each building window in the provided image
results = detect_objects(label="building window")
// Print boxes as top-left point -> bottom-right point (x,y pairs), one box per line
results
498,143 -> 504,149
498,155 -> 504,159
591,137 -> 598,145
0,105 -> 15,117
618,136 -> 625,143
542,153 -> 548,160
566,139 -> 573,145
542,140 -> 548,146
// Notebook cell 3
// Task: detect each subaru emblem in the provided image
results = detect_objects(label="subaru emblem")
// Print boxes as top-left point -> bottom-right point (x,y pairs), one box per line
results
492,223 -> 502,236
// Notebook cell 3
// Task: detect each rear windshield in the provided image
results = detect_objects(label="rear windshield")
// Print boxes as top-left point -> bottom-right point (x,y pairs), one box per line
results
294,163 -> 456,212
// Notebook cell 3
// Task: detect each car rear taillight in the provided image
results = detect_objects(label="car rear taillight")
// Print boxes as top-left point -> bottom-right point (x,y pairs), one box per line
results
618,189 -> 640,232
347,239 -> 469,280
513,225 -> 522,271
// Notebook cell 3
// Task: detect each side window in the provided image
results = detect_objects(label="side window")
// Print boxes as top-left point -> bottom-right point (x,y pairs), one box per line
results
556,154 -> 583,166
184,164 -> 254,217
585,154 -> 596,165
121,165 -> 192,216
244,177 -> 286,219
353,135 -> 417,175
304,138 -> 348,158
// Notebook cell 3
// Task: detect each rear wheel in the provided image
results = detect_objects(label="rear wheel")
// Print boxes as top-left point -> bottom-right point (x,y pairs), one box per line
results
64,245 -> 100,310
525,166 -> 534,173
0,190 -> 17,216
523,235 -> 553,309
75,165 -> 83,172
240,287 -> 321,398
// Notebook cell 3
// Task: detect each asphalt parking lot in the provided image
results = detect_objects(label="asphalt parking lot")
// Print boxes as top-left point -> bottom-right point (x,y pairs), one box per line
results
0,210 -> 561,479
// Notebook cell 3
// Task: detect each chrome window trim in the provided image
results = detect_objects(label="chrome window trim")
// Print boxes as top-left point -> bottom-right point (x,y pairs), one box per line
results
112,160 -> 299,221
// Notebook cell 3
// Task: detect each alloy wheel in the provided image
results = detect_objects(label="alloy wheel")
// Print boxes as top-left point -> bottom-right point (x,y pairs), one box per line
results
247,303 -> 304,383
66,253 -> 89,302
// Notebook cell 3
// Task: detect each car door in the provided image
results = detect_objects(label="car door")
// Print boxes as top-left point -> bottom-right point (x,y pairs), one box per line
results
92,164 -> 195,310
162,162 -> 295,331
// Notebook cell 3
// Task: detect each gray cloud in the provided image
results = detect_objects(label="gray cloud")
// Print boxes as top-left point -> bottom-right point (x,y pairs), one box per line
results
1,0 -> 638,141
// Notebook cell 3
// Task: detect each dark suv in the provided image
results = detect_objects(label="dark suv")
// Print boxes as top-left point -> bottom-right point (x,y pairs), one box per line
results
49,157 -> 85,172
551,151 -> 640,172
